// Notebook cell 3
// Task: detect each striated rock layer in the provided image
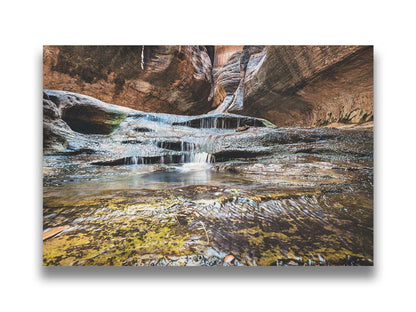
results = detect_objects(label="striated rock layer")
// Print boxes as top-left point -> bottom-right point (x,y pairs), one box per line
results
213,46 -> 244,68
42,90 -> 275,155
44,45 -> 373,127
213,46 -> 373,127
43,46 -> 213,115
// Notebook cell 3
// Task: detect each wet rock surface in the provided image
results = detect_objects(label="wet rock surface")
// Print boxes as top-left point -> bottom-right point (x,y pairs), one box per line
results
172,113 -> 271,128
45,90 -> 132,135
43,91 -> 373,266
43,92 -> 75,153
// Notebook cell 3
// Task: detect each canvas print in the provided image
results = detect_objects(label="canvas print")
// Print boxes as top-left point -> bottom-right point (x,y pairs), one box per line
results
43,46 -> 373,266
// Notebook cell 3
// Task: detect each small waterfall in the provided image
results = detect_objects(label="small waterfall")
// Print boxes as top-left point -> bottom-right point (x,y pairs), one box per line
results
200,116 -> 218,129
125,156 -> 142,165
123,138 -> 214,166
192,152 -> 214,163
180,150 -> 213,172
119,113 -> 220,167
155,136 -> 214,167
141,46 -> 145,70
179,139 -> 213,164
188,134 -> 215,167
179,115 -> 254,129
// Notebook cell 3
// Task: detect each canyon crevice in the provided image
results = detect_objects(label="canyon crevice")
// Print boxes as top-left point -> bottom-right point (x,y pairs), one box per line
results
43,45 -> 373,127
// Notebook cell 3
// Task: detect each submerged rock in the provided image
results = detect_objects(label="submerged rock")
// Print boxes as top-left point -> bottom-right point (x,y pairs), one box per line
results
43,225 -> 69,241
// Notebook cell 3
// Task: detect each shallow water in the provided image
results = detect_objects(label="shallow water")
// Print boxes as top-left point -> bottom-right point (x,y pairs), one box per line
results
43,114 -> 373,266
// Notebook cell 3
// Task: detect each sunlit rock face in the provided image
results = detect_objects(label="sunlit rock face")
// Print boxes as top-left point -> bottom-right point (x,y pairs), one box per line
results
43,46 -> 213,115
44,45 -> 373,127
213,46 -> 373,127
211,46 -> 265,112
213,46 -> 244,68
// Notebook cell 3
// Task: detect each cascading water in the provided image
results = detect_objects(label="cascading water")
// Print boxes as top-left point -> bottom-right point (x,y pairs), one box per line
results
107,111 -> 265,167
178,138 -> 214,164
118,117 -> 216,166
140,45 -> 145,70
191,152 -> 213,163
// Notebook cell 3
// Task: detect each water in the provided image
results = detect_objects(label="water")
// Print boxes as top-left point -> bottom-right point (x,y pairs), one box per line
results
141,45 -> 144,70
43,112 -> 373,266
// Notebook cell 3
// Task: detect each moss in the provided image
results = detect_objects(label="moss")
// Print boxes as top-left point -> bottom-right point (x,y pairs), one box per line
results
248,189 -> 322,203
104,112 -> 127,132
43,233 -> 93,265
258,118 -> 277,128
43,199 -> 196,266
258,247 -> 286,266
43,184 -> 372,266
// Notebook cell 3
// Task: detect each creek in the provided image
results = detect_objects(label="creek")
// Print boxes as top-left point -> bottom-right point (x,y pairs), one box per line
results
43,110 -> 373,266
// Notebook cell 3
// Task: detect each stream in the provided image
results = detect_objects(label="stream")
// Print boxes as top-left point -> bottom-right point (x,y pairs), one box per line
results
43,110 -> 373,266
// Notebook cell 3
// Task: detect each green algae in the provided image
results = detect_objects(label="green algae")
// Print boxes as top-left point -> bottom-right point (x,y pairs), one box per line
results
43,146 -> 373,266
43,219 -> 195,266
257,118 -> 277,128
43,194 -> 202,266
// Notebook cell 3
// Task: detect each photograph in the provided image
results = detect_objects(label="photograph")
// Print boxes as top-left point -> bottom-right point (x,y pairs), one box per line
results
42,45 -> 373,266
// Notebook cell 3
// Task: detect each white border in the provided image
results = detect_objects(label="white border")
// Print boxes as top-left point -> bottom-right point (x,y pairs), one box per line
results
2,0 -> 415,311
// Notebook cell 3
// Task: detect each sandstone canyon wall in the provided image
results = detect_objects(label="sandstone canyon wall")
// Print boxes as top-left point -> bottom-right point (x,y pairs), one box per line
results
44,45 -> 373,127
43,46 -> 213,115
213,46 -> 244,68
213,45 -> 373,127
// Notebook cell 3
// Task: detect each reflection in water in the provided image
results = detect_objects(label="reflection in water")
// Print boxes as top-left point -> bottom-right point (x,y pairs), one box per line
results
136,166 -> 213,185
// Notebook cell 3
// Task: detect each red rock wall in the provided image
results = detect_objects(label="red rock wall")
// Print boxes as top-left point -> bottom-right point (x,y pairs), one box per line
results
43,46 -> 213,115
44,45 -> 374,127
213,46 -> 244,68
226,46 -> 373,127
